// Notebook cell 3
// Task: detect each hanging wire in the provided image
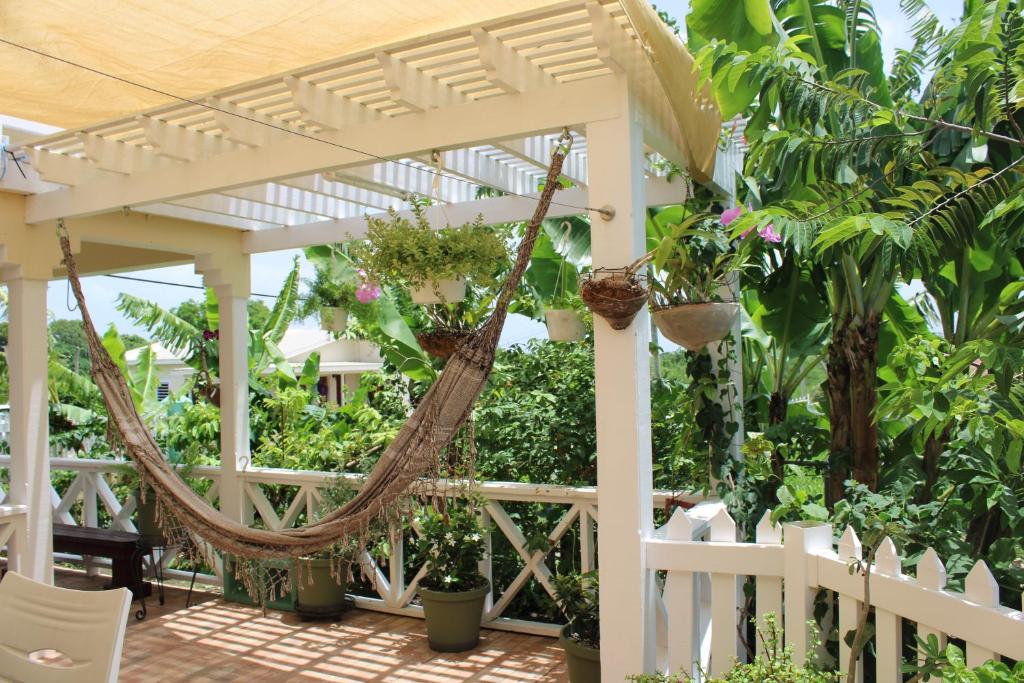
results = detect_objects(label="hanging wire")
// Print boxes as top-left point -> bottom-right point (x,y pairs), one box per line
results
0,37 -> 610,217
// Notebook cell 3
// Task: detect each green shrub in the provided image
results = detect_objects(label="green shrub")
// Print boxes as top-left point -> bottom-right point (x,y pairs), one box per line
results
552,571 -> 599,649
409,503 -> 489,592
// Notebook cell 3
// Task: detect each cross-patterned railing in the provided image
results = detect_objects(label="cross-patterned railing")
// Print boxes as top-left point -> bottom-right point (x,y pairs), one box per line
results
0,455 -> 704,636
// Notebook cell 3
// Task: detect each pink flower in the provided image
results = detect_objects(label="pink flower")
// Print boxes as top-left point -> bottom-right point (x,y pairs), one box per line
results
720,206 -> 744,226
758,223 -> 782,243
355,281 -> 381,304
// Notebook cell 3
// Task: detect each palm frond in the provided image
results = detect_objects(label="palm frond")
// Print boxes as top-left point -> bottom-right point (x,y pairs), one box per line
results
116,293 -> 201,356
261,257 -> 301,345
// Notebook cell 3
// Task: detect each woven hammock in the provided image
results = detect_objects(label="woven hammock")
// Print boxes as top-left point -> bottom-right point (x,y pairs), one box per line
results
57,136 -> 571,561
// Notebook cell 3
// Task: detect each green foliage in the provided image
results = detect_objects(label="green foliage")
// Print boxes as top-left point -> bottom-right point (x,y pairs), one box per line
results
552,571 -> 599,650
629,614 -> 839,682
409,503 -> 488,592
650,215 -> 748,306
353,200 -> 511,290
912,641 -> 1024,682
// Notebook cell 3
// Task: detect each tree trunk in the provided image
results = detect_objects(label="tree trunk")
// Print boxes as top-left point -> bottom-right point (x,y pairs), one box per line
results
826,325 -> 852,506
915,426 -> 950,505
846,316 -> 880,492
768,391 -> 787,484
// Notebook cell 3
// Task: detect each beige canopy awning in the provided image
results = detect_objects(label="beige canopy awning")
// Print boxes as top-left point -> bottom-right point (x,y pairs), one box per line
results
0,1 -> 720,181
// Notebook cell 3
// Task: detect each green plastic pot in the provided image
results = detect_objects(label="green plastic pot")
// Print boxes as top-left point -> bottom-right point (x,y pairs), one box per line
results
559,625 -> 601,683
419,581 -> 490,652
292,558 -> 350,620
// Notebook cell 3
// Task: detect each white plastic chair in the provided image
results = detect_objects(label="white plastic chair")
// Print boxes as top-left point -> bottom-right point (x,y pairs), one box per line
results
0,571 -> 132,683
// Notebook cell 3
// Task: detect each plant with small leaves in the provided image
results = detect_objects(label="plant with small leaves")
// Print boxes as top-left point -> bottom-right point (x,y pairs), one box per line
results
409,502 -> 489,592
649,214 -> 749,308
551,570 -> 599,650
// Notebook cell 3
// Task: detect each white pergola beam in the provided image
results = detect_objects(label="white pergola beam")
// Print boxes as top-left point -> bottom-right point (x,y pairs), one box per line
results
494,135 -> 588,188
222,183 -> 368,220
417,148 -> 539,196
243,175 -> 688,254
25,149 -> 112,187
472,28 -> 555,94
207,98 -> 295,147
139,116 -> 239,162
587,1 -> 630,75
78,133 -> 175,175
278,175 -> 399,211
171,194 -> 327,227
376,52 -> 464,111
285,76 -> 381,129
26,76 -> 619,223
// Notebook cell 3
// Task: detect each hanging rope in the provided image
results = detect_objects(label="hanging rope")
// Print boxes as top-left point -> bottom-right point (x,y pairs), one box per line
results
56,132 -> 574,562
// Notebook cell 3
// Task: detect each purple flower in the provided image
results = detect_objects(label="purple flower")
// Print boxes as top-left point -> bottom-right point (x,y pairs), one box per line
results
758,223 -> 782,243
720,206 -> 744,226
355,282 -> 382,304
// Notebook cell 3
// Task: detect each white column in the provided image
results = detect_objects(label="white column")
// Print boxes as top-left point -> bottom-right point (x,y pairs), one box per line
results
6,277 -> 54,582
216,286 -> 252,523
588,83 -> 656,680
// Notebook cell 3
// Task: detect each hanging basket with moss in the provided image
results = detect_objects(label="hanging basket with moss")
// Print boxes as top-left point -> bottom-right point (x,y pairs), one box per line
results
416,328 -> 471,359
579,267 -> 647,331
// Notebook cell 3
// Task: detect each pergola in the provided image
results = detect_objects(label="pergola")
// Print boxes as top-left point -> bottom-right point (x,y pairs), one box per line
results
0,1 -> 730,678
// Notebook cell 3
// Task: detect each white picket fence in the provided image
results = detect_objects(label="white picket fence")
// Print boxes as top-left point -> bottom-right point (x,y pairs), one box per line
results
648,501 -> 1024,681
0,454 -> 704,637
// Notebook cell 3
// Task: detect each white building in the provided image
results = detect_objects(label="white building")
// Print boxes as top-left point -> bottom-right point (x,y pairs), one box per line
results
125,329 -> 382,404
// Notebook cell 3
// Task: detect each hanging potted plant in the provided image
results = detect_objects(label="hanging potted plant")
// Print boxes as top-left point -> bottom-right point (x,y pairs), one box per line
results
648,212 -> 750,351
553,571 -> 600,683
409,503 -> 490,652
543,241 -> 588,342
354,200 -> 510,305
579,262 -> 648,330
301,262 -> 381,334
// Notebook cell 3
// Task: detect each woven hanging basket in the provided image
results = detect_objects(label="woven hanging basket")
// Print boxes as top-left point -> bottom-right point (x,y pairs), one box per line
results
652,302 -> 739,351
416,328 -> 471,359
580,269 -> 647,331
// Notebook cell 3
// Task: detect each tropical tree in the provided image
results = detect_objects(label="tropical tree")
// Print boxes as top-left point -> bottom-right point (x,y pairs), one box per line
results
689,0 -> 1024,500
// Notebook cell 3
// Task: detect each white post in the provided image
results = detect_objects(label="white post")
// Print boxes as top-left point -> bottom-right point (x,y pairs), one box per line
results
215,284 -> 252,524
6,277 -> 54,583
588,82 -> 655,680
783,521 -> 832,667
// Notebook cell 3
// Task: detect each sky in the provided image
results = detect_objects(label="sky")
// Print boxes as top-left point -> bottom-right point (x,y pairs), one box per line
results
42,0 -> 964,347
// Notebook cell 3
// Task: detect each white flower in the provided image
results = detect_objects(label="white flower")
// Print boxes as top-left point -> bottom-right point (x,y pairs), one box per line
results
443,575 -> 454,584
469,533 -> 481,542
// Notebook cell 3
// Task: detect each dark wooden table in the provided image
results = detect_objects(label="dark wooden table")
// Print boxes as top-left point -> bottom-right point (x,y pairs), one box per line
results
52,523 -> 153,619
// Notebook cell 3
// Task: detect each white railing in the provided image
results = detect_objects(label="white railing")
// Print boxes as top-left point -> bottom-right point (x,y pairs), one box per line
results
0,503 -> 28,574
0,455 -> 705,637
647,503 -> 1024,680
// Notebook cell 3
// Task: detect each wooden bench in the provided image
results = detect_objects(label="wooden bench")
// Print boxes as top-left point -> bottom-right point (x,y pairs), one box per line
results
52,524 -> 153,619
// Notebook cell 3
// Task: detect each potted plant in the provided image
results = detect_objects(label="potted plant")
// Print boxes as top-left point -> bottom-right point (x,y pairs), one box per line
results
579,265 -> 648,330
290,477 -> 358,621
648,213 -> 749,351
354,199 -> 510,305
409,503 -> 490,652
553,571 -> 600,683
543,248 -> 587,342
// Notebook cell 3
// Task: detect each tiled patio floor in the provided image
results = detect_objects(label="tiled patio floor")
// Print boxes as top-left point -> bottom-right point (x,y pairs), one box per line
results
52,569 -> 569,682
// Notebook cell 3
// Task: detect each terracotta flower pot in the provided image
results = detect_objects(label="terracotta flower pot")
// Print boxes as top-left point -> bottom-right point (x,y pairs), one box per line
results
545,309 -> 585,342
419,581 -> 490,652
319,306 -> 348,333
559,625 -> 601,683
410,278 -> 467,305
653,302 -> 739,351
292,558 -> 350,621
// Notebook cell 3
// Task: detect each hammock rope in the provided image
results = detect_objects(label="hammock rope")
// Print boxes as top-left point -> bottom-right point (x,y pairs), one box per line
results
56,132 -> 572,561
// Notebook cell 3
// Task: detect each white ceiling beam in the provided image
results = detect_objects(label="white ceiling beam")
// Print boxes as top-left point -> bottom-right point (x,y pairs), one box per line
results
138,117 -> 240,162
138,203 -> 279,231
25,149 -> 113,186
244,175 -> 689,254
278,175 -> 399,211
587,1 -> 630,75
221,183 -> 367,220
25,75 -> 620,223
207,98 -> 296,147
417,148 -> 539,196
494,135 -> 588,188
170,194 -> 327,227
472,28 -> 556,94
284,77 -> 381,130
78,133 -> 176,175
375,51 -> 465,111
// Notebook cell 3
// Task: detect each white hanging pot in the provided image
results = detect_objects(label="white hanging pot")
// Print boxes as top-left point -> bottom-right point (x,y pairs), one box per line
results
319,306 -> 349,333
652,302 -> 739,352
410,278 -> 467,305
545,309 -> 585,342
